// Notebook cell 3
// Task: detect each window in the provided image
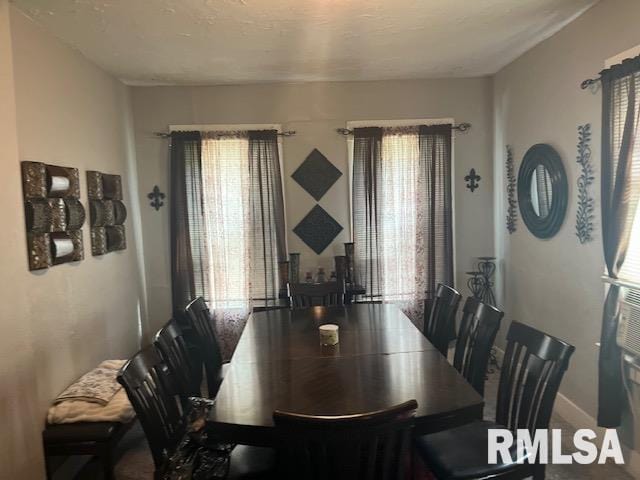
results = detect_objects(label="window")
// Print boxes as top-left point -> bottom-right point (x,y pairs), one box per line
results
170,126 -> 286,312
349,120 -> 454,323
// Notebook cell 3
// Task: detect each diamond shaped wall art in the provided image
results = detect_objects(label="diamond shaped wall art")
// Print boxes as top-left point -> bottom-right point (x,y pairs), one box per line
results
293,205 -> 343,254
291,148 -> 342,201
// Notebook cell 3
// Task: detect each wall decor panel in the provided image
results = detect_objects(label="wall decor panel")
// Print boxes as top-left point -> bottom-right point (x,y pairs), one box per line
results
87,170 -> 127,255
21,161 -> 85,270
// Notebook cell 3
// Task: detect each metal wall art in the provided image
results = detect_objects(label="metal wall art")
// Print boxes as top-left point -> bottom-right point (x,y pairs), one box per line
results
464,168 -> 481,192
87,171 -> 127,255
466,257 -> 496,306
291,149 -> 342,201
148,185 -> 166,211
293,205 -> 343,254
21,161 -> 85,270
505,145 -> 518,234
575,124 -> 595,244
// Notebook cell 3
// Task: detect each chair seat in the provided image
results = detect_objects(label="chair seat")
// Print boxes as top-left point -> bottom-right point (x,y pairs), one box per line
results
413,420 -> 531,480
228,445 -> 276,479
43,422 -> 124,444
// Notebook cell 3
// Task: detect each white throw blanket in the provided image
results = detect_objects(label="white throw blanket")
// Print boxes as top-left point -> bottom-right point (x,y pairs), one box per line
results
47,359 -> 135,424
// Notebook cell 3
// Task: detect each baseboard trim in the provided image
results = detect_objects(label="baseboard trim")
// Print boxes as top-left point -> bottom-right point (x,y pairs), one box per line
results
493,347 -> 640,477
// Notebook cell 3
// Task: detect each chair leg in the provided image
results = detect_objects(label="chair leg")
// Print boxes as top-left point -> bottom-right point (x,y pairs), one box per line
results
533,464 -> 546,480
100,447 -> 114,480
43,453 -> 53,480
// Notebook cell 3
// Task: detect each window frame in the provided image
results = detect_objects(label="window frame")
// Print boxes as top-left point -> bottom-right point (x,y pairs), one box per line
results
345,118 -> 458,284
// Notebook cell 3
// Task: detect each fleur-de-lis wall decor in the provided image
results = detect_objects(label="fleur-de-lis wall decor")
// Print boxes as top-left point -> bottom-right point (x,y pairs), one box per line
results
148,185 -> 166,211
464,168 -> 481,192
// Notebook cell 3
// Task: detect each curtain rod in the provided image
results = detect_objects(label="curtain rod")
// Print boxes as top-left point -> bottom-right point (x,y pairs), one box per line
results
335,122 -> 472,136
154,130 -> 296,138
580,77 -> 601,90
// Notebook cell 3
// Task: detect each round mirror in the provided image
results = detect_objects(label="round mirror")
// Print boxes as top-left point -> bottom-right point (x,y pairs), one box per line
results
517,144 -> 567,239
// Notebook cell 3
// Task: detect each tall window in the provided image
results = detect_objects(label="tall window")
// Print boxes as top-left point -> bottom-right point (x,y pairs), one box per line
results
170,129 -> 286,313
351,124 -> 454,325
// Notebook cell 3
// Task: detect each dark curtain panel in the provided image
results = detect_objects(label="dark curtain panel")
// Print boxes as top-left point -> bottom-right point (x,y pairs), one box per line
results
352,127 -> 383,299
170,131 -> 207,316
248,130 -> 287,308
419,124 -> 454,302
598,57 -> 640,427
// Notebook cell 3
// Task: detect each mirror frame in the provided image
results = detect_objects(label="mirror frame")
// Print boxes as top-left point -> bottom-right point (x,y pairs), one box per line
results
517,144 -> 568,239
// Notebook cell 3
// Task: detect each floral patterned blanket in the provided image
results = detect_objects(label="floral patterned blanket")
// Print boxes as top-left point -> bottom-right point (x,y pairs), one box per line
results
54,359 -> 126,406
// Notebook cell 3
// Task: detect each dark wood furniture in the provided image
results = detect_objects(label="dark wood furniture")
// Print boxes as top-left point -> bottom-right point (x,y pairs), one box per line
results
453,297 -> 504,396
287,281 -> 346,307
185,297 -> 226,398
118,347 -> 275,479
273,400 -> 418,480
279,283 -> 365,305
206,304 -> 483,446
42,419 -> 134,480
423,283 -> 462,356
414,321 -> 575,480
153,319 -> 202,400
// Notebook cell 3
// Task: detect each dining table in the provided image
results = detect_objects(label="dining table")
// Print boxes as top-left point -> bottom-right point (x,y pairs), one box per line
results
205,303 -> 484,446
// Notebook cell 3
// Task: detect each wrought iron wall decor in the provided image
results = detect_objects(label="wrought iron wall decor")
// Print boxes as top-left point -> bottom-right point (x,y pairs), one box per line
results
147,185 -> 165,211
87,171 -> 127,255
21,161 -> 85,270
505,145 -> 518,234
575,124 -> 595,244
464,168 -> 481,192
517,144 -> 568,239
466,257 -> 496,306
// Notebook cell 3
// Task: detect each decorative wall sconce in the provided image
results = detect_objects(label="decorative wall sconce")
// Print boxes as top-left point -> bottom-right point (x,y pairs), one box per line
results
147,185 -> 165,211
87,171 -> 127,255
464,168 -> 481,192
21,161 -> 85,271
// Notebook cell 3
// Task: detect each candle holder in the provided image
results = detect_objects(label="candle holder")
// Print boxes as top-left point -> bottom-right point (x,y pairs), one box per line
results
465,257 -> 496,306
289,253 -> 300,284
344,242 -> 355,285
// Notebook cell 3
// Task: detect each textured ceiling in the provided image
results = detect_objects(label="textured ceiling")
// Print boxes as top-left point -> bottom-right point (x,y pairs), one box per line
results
11,0 -> 595,85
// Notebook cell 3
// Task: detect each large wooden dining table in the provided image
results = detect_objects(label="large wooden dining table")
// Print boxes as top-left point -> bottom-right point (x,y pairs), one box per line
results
206,303 -> 483,446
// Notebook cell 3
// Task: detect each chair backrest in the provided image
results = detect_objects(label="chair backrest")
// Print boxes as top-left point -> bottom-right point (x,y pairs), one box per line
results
496,322 -> 575,433
154,319 -> 202,399
423,283 -> 462,355
453,297 -> 504,396
287,282 -> 346,308
273,400 -> 417,480
117,348 -> 184,468
185,297 -> 224,396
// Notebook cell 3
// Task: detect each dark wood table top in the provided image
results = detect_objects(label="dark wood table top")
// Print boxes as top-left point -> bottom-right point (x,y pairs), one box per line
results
206,304 -> 483,445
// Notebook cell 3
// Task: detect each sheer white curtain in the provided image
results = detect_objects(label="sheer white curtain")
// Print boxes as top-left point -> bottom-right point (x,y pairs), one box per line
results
378,128 -> 426,319
200,132 -> 253,310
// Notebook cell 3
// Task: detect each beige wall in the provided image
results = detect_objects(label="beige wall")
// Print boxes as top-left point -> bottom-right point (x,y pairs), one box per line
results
0,5 -> 147,478
493,0 -> 640,436
131,78 -> 494,330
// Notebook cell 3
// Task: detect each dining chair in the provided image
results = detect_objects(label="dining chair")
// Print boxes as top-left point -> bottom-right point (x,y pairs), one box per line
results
153,319 -> 203,401
453,297 -> 504,396
287,281 -> 346,308
413,322 -> 575,480
273,399 -> 418,480
118,348 -> 275,479
185,297 -> 227,398
423,284 -> 462,356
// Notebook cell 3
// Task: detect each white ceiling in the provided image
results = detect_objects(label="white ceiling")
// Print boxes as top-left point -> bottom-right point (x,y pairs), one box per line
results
11,0 -> 595,85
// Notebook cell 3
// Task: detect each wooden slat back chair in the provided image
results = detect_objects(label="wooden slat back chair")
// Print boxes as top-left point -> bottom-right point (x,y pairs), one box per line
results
287,281 -> 346,308
423,283 -> 461,356
273,400 -> 418,480
497,321 -> 575,434
154,319 -> 202,401
413,322 -> 575,480
117,348 -> 184,471
185,297 -> 225,398
453,297 -> 504,396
